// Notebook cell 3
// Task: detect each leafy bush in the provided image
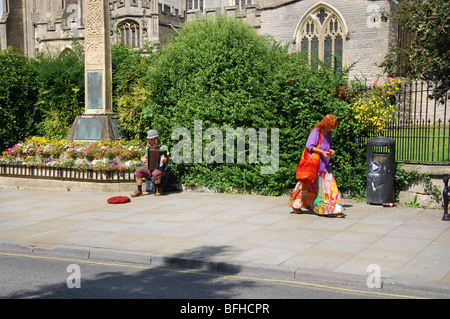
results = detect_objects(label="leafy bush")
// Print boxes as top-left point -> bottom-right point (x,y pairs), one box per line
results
0,18 -> 370,198
31,41 -> 158,140
143,16 -> 367,196
33,42 -> 85,138
147,16 -> 276,131
0,47 -> 40,152
112,43 -> 157,140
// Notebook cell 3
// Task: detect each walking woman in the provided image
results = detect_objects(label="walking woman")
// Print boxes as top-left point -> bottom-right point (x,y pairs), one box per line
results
288,114 -> 345,217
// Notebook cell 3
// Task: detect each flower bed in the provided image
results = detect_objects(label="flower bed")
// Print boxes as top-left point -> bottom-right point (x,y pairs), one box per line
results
0,137 -> 146,181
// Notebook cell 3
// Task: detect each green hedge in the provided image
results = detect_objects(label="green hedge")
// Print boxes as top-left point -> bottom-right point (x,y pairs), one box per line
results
0,17 -> 369,197
111,43 -> 157,140
143,16 -> 367,196
32,42 -> 85,139
0,47 -> 40,152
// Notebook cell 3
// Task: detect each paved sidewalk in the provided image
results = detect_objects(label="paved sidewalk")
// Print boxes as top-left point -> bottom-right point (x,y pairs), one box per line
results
1,187 -> 450,292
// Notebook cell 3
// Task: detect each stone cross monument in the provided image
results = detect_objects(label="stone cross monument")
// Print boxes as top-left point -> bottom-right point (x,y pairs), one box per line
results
67,0 -> 122,141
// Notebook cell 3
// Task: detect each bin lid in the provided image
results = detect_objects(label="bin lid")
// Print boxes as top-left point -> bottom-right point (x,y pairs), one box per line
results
367,137 -> 395,146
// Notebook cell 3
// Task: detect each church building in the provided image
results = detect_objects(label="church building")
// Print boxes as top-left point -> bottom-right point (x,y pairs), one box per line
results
0,0 -> 400,81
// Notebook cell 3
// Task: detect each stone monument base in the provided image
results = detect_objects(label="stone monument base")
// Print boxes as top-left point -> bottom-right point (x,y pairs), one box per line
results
67,114 -> 123,141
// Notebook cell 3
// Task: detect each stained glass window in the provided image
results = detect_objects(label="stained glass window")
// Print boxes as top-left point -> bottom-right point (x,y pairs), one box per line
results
295,6 -> 346,72
335,35 -> 343,73
324,35 -> 332,69
311,37 -> 319,70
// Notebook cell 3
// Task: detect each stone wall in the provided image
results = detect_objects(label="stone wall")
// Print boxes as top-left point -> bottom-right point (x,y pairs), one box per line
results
1,0 -> 185,57
0,176 -> 136,192
3,0 -> 396,82
3,0 -> 25,53
189,0 -> 394,82
258,0 -> 392,83
398,164 -> 450,209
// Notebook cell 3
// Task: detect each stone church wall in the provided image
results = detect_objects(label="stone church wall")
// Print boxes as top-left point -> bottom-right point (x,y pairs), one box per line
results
1,0 -> 397,82
259,0 -> 392,82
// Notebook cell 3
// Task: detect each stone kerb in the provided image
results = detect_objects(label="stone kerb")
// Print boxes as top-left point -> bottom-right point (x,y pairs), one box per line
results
0,175 -> 136,192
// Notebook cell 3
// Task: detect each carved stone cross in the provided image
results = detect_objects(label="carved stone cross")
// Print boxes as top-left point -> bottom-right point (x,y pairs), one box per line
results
67,0 -> 122,141
84,0 -> 112,115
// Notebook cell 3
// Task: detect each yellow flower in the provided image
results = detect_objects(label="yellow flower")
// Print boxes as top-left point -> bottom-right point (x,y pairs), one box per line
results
352,78 -> 399,132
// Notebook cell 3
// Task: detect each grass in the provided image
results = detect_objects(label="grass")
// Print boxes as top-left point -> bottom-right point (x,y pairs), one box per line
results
371,126 -> 450,164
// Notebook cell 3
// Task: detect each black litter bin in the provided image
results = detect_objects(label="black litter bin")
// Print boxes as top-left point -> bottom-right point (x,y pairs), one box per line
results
366,137 -> 395,205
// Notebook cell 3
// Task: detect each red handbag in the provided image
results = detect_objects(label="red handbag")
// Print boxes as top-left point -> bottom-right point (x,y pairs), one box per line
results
295,133 -> 321,184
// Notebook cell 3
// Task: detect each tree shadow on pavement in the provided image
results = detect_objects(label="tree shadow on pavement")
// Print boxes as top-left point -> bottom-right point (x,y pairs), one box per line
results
4,245 -> 259,299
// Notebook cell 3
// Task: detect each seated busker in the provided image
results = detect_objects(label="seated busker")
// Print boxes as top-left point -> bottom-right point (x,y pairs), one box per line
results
131,129 -> 169,197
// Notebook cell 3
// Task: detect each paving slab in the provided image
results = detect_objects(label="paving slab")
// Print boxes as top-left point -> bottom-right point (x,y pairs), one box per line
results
0,187 -> 449,293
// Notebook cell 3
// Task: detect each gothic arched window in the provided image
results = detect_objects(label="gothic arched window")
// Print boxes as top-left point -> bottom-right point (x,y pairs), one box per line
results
294,5 -> 348,72
118,20 -> 140,47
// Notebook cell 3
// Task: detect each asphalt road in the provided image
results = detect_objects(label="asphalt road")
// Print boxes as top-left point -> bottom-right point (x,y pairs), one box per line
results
1,252 -> 449,307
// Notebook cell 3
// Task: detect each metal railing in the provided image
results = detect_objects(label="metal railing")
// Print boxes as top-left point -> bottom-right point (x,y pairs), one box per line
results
369,80 -> 449,165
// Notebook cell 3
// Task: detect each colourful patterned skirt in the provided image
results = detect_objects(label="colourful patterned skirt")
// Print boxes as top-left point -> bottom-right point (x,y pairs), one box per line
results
288,171 -> 345,217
